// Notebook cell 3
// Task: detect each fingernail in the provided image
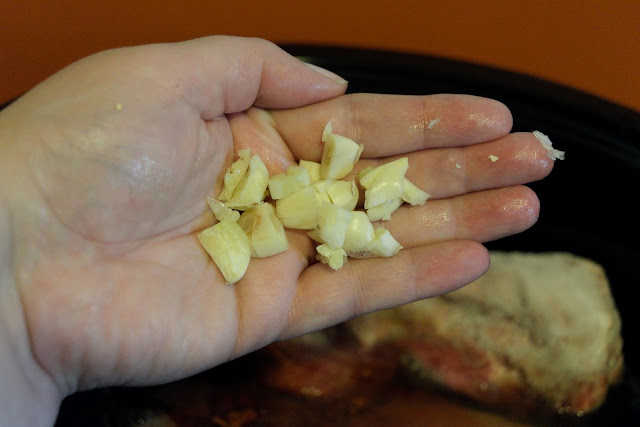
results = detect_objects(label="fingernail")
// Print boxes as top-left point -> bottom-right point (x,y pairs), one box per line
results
304,62 -> 348,85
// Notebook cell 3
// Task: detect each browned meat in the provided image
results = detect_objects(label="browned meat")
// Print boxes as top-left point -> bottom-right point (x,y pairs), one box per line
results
346,251 -> 624,416
260,331 -> 399,400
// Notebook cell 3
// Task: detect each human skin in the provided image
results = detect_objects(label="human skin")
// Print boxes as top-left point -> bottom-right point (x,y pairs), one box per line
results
0,36 -> 554,425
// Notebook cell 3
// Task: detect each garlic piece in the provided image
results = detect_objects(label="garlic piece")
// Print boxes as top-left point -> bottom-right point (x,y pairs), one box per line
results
342,211 -> 375,253
320,133 -> 364,180
225,154 -> 269,210
360,158 -> 409,209
366,226 -> 403,257
276,186 -> 321,229
237,208 -> 254,234
299,160 -> 321,183
364,182 -> 404,210
248,202 -> 289,258
198,219 -> 251,284
268,165 -> 312,200
326,180 -> 359,211
218,149 -> 251,201
357,166 -> 373,182
207,198 -> 240,222
309,180 -> 332,205
358,157 -> 409,190
306,228 -> 324,244
316,244 -> 347,270
321,120 -> 333,142
533,131 -> 565,160
401,178 -> 430,206
366,198 -> 404,222
316,202 -> 353,249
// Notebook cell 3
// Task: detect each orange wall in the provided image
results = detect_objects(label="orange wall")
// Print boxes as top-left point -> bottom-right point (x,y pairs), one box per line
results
2,1 -> 639,112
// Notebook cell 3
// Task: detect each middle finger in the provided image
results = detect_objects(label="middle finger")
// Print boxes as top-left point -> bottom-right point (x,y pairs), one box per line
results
384,185 -> 540,249
345,131 -> 555,200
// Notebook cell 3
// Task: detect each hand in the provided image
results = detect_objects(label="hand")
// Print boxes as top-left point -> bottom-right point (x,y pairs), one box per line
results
0,36 -> 554,424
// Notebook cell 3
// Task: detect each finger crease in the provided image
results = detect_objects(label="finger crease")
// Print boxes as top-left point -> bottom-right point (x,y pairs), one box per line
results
347,94 -> 363,145
457,147 -> 471,193
349,262 -> 368,318
448,200 -> 462,240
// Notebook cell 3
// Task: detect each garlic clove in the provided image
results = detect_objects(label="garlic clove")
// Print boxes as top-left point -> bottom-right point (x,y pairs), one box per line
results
358,157 -> 408,190
276,186 -> 321,229
401,178 -> 431,206
268,165 -> 312,200
366,226 -> 403,257
321,120 -> 333,142
366,197 -> 404,222
207,198 -> 240,222
250,202 -> 289,258
342,211 -> 376,252
326,179 -> 359,211
360,157 -> 409,209
364,180 -> 404,209
299,159 -> 322,183
225,154 -> 269,210
320,133 -> 364,180
218,149 -> 251,201
316,244 -> 347,270
306,228 -> 324,244
317,202 -> 353,249
197,219 -> 251,284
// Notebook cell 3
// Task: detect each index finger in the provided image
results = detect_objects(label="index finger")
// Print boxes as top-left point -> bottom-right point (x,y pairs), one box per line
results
270,93 -> 513,160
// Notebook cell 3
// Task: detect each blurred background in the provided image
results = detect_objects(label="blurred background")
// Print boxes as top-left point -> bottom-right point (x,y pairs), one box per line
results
1,0 -> 639,111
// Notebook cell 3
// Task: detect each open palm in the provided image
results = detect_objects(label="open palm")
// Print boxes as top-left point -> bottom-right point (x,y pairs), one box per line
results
0,36 -> 554,404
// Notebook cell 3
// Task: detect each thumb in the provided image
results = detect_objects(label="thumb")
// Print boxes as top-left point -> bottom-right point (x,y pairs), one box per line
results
163,36 -> 348,118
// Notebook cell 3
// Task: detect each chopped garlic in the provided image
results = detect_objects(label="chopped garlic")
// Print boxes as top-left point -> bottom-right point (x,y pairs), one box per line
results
199,121 -> 432,281
299,160 -> 321,183
533,131 -> 565,160
276,186 -> 321,229
401,178 -> 430,206
268,165 -> 311,200
219,150 -> 251,201
326,180 -> 359,211
248,202 -> 288,258
359,157 -> 409,212
321,120 -> 333,142
197,219 -> 250,284
342,211 -> 376,253
225,155 -> 269,210
320,125 -> 363,180
366,198 -> 403,222
316,202 -> 353,249
316,244 -> 347,270
207,198 -> 240,222
365,227 -> 403,257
